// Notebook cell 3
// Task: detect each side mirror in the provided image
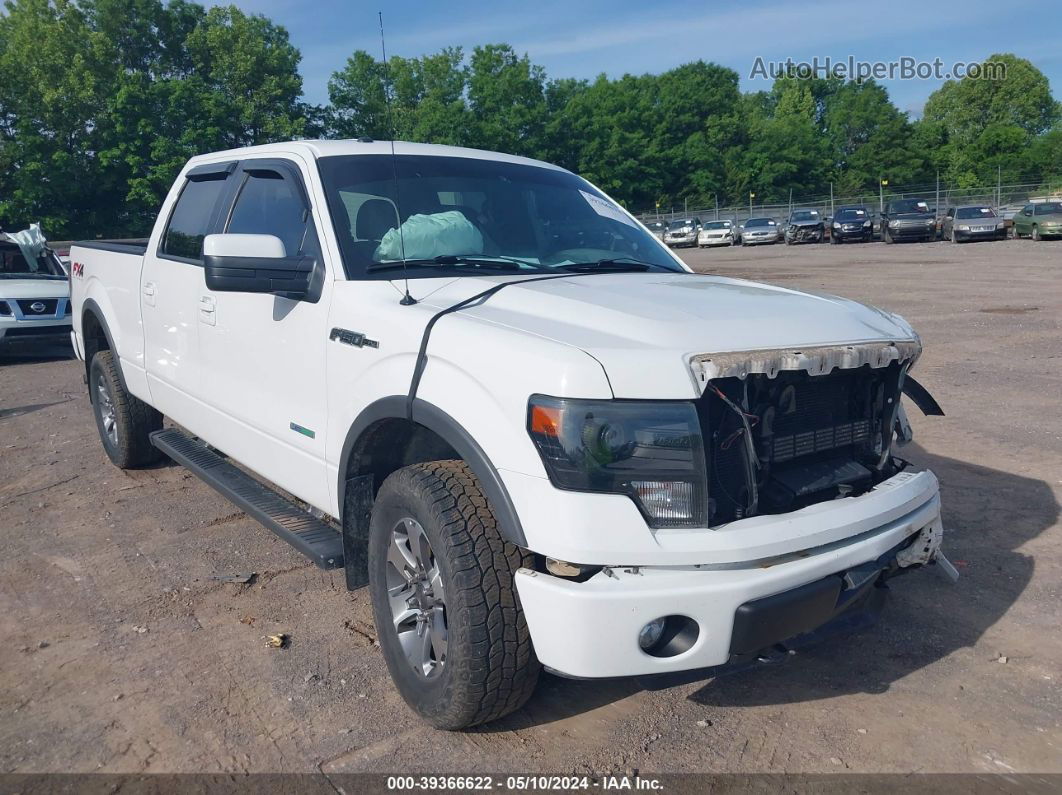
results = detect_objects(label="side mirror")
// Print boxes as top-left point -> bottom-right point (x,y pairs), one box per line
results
203,234 -> 318,301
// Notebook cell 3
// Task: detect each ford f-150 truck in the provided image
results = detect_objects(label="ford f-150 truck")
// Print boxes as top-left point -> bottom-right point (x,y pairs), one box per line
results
70,140 -> 953,730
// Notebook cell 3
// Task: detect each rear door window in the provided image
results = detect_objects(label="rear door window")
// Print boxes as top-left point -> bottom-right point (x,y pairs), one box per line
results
161,177 -> 228,261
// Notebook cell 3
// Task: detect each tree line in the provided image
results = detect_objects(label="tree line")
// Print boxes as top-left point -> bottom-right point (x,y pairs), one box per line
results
2,0 -> 1060,239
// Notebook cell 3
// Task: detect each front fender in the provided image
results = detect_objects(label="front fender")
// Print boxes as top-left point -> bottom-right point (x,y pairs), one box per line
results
337,396 -> 530,547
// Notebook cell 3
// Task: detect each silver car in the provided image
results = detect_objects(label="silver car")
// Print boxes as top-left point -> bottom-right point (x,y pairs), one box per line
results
697,220 -> 736,247
739,217 -> 781,245
664,218 -> 702,248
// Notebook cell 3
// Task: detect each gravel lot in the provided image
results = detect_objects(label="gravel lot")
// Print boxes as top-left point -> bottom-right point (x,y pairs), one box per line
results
1,237 -> 1060,775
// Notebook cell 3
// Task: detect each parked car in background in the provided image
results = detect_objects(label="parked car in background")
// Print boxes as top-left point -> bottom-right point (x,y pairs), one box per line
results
1012,201 -> 1062,241
830,206 -> 874,243
664,218 -> 701,247
697,220 -> 736,247
1,226 -> 71,345
881,198 -> 937,243
941,205 -> 1007,243
784,209 -> 824,244
739,217 -> 780,245
645,220 -> 667,242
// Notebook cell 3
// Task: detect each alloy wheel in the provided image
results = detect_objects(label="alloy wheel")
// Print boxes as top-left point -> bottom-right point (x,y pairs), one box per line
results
95,375 -> 118,447
385,517 -> 447,678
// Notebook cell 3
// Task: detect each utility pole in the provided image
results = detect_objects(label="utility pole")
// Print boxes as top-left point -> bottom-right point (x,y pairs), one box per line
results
880,178 -> 888,212
715,194 -> 719,220
788,188 -> 793,216
830,182 -> 834,217
935,171 -> 940,218
997,164 -> 1002,207
749,191 -> 755,218
684,196 -> 688,216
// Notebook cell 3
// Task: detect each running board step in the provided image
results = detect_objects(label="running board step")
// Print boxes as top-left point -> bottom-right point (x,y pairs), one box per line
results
150,428 -> 343,569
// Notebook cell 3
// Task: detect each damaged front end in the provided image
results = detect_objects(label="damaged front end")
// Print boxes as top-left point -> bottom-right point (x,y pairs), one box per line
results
687,341 -> 954,576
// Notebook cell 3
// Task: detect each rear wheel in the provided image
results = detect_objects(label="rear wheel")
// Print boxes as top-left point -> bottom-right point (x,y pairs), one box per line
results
368,461 -> 539,729
89,351 -> 163,468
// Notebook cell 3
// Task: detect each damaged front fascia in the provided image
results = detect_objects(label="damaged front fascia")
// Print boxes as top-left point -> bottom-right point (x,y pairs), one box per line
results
689,339 -> 923,388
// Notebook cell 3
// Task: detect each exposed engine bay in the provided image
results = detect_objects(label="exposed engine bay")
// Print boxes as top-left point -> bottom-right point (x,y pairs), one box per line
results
700,362 -> 909,526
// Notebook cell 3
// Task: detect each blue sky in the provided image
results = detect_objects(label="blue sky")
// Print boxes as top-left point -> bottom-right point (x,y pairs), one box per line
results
229,0 -> 1061,118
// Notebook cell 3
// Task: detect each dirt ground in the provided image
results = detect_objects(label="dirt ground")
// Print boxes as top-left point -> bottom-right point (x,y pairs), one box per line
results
1,236 -> 1060,776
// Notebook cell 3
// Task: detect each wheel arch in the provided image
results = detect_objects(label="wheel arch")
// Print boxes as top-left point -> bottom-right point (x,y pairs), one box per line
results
339,396 -> 528,547
80,299 -> 128,392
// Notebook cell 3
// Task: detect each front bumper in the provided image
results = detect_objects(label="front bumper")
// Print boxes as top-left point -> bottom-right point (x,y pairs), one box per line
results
699,236 -> 732,247
515,470 -> 943,678
743,234 -> 777,245
0,318 -> 72,342
954,227 -> 1006,241
888,224 -> 936,239
787,227 -> 823,242
666,235 -> 697,247
833,227 -> 873,241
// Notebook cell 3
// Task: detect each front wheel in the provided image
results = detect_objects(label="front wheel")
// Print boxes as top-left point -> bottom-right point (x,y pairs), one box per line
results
368,461 -> 539,729
1032,225 -> 1041,241
89,351 -> 163,468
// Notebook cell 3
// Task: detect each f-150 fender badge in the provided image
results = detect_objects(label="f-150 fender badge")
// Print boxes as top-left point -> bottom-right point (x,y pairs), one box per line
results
329,328 -> 379,349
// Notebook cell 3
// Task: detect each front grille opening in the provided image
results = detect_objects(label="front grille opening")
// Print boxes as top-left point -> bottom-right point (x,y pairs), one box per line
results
700,363 -> 905,526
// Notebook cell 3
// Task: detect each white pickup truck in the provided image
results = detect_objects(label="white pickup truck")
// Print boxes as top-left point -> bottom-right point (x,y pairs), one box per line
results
70,140 -> 953,729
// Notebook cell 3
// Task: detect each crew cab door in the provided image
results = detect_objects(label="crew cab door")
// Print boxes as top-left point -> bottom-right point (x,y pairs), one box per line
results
196,156 -> 334,510
141,161 -> 235,426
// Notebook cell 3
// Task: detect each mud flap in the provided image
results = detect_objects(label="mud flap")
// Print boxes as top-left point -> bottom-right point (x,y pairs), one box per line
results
342,474 -> 373,590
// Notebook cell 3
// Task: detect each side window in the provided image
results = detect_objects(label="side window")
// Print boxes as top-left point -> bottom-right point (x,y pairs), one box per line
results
226,171 -> 319,258
161,177 -> 228,260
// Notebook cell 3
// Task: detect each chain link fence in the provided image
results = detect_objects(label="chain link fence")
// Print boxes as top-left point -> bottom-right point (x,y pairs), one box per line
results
638,181 -> 1062,226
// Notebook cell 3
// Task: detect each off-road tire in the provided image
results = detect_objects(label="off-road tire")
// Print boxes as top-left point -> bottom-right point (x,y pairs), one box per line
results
368,460 -> 539,729
89,350 -> 163,469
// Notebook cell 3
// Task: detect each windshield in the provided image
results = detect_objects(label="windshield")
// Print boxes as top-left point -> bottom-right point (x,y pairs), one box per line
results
790,211 -> 819,222
669,220 -> 695,229
318,155 -> 683,278
647,221 -> 665,230
745,218 -> 774,227
0,244 -> 66,279
956,207 -> 996,219
1035,202 -> 1062,215
704,221 -> 730,230
890,199 -> 930,214
836,208 -> 868,221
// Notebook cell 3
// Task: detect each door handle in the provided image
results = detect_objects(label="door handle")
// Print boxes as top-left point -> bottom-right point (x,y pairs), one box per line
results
198,295 -> 216,326
143,281 -> 156,307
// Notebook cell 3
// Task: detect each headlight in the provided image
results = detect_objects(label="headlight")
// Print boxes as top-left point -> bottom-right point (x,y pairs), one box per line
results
863,220 -> 872,227
889,220 -> 899,228
996,222 -> 1005,229
957,224 -> 970,231
832,222 -> 840,228
528,396 -> 706,527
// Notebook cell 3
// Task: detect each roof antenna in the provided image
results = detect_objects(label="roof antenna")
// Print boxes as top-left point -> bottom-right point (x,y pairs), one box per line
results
378,11 -> 416,306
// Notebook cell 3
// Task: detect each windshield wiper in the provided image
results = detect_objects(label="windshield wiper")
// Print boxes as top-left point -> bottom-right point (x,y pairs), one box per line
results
555,258 -> 658,273
366,255 -> 548,274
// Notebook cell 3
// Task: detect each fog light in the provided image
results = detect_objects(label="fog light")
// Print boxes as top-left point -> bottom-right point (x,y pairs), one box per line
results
631,480 -> 694,522
638,617 -> 667,650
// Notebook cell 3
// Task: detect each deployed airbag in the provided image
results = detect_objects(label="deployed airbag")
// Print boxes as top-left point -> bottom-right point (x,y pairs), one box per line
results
374,211 -> 483,262
4,223 -> 46,272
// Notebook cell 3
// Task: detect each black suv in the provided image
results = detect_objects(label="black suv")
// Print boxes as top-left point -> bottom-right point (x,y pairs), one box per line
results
881,198 -> 937,243
830,206 -> 874,243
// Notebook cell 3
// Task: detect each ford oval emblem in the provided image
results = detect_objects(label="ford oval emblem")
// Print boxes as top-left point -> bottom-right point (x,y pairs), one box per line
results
30,301 -> 47,313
